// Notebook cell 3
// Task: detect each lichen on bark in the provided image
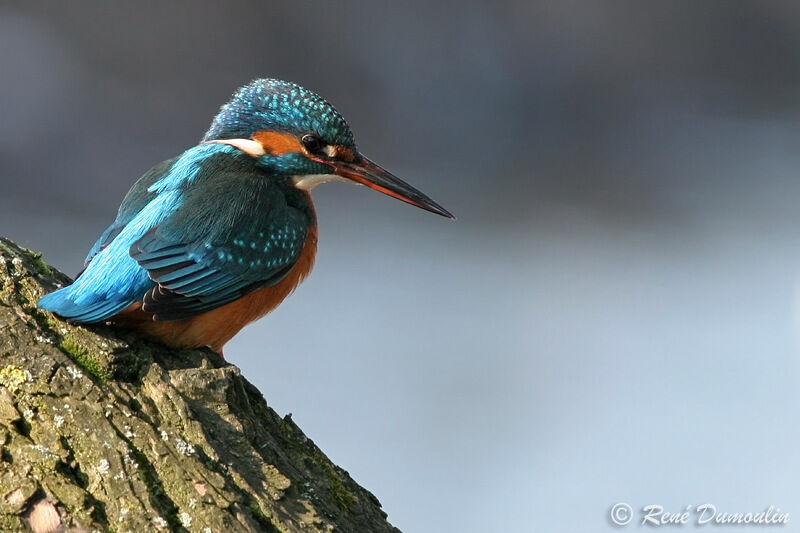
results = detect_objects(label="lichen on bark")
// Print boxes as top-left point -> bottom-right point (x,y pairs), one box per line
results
0,238 -> 399,533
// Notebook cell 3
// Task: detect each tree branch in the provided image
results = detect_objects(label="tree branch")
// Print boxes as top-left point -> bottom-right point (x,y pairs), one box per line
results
0,237 -> 399,533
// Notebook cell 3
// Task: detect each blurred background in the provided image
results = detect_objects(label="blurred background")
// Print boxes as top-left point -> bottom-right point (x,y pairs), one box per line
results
2,2 -> 799,531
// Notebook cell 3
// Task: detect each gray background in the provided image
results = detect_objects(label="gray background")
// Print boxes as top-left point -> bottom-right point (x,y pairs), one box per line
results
2,2 -> 799,531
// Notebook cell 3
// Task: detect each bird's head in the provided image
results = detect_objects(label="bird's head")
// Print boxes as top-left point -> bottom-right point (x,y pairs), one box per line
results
203,78 -> 453,218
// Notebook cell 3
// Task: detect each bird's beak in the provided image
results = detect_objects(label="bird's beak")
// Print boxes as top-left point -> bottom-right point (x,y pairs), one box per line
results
329,156 -> 455,219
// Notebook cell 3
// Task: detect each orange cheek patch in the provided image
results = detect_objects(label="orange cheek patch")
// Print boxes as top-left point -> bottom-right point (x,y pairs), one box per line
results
334,146 -> 356,162
252,130 -> 304,155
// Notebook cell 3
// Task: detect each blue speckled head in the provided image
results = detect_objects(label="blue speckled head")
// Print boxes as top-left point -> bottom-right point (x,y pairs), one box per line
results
203,78 -> 356,150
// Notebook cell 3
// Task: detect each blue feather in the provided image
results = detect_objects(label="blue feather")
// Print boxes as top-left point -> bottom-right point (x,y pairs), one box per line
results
37,144 -> 238,322
38,139 -> 312,324
148,143 -> 236,194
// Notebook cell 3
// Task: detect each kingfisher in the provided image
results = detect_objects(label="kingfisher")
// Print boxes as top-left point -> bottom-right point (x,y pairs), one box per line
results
38,78 -> 452,354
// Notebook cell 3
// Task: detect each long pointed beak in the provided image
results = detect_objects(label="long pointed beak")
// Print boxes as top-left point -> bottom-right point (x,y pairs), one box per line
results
330,156 -> 455,219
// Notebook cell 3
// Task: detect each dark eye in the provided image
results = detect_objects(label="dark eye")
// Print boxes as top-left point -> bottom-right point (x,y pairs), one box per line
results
301,133 -> 324,154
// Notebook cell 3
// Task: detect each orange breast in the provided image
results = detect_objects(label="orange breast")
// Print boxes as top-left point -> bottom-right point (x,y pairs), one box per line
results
114,220 -> 318,353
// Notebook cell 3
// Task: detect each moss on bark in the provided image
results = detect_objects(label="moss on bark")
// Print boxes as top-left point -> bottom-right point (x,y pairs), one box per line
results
0,238 -> 399,533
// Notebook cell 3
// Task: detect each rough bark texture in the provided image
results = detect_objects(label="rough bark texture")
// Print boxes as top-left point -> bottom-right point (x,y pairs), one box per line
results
0,237 -> 399,533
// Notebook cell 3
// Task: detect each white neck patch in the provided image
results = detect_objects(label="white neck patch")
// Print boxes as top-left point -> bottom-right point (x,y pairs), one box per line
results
208,138 -> 266,157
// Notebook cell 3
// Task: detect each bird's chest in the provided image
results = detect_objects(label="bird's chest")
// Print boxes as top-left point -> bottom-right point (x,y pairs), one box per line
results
192,222 -> 318,350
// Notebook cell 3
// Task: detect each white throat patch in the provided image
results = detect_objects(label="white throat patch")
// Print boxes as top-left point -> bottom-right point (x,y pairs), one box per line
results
292,174 -> 350,191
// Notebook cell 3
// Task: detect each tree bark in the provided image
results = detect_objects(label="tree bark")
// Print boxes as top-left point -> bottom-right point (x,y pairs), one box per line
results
0,237 -> 399,533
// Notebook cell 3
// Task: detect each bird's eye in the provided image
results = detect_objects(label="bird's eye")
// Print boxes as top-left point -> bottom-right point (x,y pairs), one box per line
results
301,133 -> 324,154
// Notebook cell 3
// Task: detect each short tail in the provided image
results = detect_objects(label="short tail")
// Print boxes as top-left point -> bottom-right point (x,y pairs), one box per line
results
38,285 -> 135,323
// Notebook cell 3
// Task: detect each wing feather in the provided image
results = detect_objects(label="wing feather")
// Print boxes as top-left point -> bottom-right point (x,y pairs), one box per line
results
130,168 -> 309,321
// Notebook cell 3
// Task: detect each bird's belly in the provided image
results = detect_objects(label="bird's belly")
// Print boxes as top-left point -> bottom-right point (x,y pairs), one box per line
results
115,224 -> 317,352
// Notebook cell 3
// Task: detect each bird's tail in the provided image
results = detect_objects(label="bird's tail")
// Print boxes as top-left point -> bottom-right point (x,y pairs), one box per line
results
38,284 -> 134,323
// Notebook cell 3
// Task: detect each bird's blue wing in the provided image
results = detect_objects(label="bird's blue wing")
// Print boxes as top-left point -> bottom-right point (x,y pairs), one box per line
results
38,143 -> 269,322
130,167 -> 309,321
37,188 -> 178,322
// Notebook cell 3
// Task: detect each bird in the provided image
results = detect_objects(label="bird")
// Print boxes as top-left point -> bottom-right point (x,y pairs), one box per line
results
38,78 -> 453,354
